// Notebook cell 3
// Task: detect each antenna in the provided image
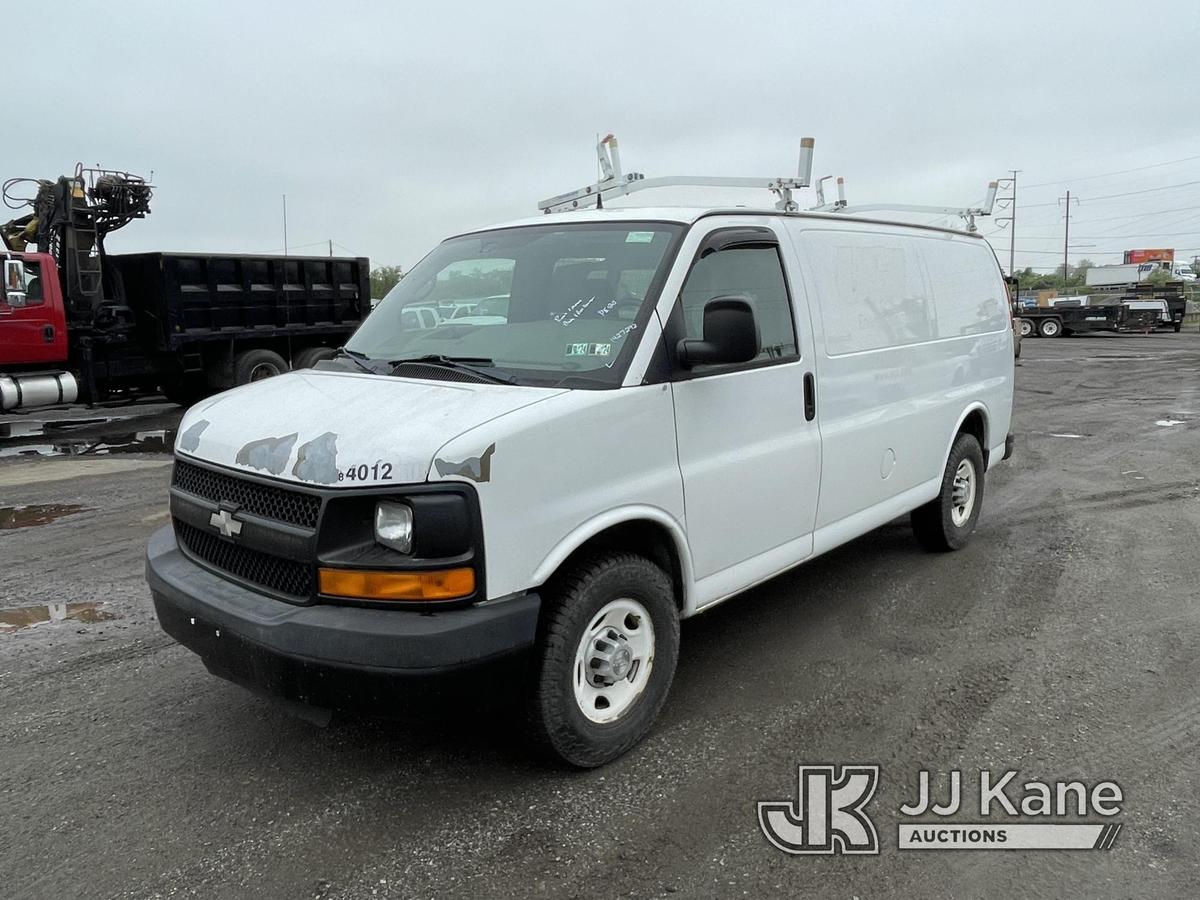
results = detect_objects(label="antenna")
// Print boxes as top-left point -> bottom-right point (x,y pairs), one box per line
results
539,135 -> 816,214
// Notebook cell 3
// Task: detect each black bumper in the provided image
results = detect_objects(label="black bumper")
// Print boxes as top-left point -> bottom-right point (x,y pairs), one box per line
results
1004,432 -> 1015,461
146,526 -> 540,708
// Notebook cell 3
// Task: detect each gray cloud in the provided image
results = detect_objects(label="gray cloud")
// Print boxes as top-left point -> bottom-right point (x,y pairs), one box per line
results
10,0 -> 1199,272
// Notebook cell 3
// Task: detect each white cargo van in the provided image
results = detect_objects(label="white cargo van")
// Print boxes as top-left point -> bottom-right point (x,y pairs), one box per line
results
147,167 -> 1014,766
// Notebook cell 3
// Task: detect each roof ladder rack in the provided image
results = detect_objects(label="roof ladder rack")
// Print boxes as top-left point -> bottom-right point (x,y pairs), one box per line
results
826,180 -> 1001,232
538,135 -> 815,214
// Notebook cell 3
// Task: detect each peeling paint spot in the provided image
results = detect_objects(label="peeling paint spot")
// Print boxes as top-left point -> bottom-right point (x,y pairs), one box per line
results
292,432 -> 339,484
178,419 -> 210,452
434,443 -> 496,483
236,433 -> 298,475
1155,418 -> 1184,427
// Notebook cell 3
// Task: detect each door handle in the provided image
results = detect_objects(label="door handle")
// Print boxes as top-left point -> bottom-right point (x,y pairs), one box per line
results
43,325 -> 55,343
803,372 -> 816,421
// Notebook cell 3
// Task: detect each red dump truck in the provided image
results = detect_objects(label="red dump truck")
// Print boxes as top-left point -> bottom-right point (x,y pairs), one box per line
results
2,166 -> 368,411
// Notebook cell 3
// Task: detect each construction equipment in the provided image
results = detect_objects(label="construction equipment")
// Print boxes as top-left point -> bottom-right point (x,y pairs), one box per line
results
2,165 -> 368,411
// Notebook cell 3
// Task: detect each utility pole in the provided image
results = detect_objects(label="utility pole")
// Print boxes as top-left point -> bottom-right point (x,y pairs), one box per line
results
1060,190 -> 1072,293
282,194 -> 289,257
329,239 -> 333,258
994,170 -> 1020,276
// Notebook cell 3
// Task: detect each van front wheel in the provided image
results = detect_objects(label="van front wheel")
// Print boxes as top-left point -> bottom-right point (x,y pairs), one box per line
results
911,432 -> 985,552
529,553 -> 679,768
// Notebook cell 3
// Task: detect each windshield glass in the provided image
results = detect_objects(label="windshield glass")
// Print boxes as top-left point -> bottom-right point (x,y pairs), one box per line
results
347,222 -> 683,386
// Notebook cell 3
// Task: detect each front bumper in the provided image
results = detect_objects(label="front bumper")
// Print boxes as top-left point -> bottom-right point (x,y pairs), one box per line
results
146,526 -> 540,708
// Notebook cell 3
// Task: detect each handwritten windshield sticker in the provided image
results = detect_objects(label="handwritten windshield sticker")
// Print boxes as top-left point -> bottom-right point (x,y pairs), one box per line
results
625,231 -> 655,243
596,299 -> 618,317
554,295 -> 595,327
566,342 -> 612,358
611,323 -> 638,343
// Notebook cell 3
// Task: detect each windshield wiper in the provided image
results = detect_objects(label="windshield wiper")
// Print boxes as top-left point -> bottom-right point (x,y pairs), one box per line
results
331,347 -> 379,374
388,354 -> 517,385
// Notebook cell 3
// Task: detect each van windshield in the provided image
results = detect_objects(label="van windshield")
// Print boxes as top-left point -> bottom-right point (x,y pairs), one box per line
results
347,222 -> 684,387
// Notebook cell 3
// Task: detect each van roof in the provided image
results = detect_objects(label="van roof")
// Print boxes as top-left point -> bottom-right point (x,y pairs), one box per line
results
459,206 -> 985,240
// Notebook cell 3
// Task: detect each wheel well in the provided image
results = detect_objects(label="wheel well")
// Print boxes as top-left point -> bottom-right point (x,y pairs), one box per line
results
546,520 -> 685,610
958,408 -> 988,466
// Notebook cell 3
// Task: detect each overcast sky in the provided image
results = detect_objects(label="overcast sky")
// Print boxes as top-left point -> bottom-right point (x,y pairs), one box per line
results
8,1 -> 1199,272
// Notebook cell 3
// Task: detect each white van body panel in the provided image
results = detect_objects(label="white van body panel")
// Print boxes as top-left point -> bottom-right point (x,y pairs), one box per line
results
429,384 -> 685,605
782,220 -> 1012,535
174,369 -> 566,487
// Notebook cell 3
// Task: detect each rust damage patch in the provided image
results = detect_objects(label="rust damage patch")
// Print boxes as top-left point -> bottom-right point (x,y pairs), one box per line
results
292,432 -> 339,484
235,433 -> 298,475
434,443 -> 496,483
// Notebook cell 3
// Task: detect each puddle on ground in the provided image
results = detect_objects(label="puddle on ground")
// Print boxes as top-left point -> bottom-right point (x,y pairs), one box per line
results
0,504 -> 92,529
0,429 -> 176,459
0,602 -> 114,633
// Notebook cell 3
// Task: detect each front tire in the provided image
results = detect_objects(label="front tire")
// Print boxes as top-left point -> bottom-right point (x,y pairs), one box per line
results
911,432 -> 985,552
529,553 -> 679,768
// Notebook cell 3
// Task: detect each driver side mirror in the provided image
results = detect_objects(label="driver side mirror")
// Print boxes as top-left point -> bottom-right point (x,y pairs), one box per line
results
676,296 -> 760,368
3,258 -> 27,307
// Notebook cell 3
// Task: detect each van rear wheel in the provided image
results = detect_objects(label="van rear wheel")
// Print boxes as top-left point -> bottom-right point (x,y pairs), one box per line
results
528,552 -> 679,768
911,432 -> 985,552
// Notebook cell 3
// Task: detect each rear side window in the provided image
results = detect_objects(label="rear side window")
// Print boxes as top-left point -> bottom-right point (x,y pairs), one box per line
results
679,246 -> 797,362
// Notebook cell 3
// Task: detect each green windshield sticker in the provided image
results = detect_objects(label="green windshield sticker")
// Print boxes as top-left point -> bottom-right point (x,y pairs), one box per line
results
625,231 -> 655,243
566,342 -> 612,358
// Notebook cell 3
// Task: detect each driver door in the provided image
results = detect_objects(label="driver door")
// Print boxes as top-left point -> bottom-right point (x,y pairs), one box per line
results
665,221 -> 821,604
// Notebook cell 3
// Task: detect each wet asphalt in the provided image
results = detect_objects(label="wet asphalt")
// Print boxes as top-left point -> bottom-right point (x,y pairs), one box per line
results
1,333 -> 1198,899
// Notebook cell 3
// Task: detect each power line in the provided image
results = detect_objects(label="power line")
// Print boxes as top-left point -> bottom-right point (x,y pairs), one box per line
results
1021,153 -> 1200,189
1017,180 -> 1200,209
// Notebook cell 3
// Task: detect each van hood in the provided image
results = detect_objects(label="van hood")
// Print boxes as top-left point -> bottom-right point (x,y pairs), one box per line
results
174,369 -> 565,487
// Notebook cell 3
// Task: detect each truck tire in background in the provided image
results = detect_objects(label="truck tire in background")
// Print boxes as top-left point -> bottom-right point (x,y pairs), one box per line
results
292,346 -> 336,370
233,349 -> 288,385
1018,319 -> 1034,338
1038,318 -> 1062,338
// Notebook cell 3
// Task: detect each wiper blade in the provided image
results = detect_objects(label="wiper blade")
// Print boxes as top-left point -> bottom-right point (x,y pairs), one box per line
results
389,354 -> 517,385
331,347 -> 378,374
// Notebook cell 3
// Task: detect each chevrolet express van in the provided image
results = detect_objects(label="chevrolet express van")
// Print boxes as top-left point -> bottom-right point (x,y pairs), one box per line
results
147,206 -> 1015,767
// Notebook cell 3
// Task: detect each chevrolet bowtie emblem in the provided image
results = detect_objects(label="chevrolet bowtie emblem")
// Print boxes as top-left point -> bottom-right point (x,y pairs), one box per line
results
209,508 -> 243,538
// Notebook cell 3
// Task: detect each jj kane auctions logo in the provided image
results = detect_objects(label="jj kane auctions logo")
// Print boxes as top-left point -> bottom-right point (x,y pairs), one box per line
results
759,766 -> 1124,854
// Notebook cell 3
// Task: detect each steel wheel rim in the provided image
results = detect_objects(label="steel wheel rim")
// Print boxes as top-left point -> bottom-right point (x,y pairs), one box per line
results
950,459 -> 977,527
249,363 -> 277,382
573,598 -> 655,724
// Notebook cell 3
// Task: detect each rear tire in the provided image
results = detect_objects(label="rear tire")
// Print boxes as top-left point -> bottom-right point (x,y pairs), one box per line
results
1018,318 -> 1034,338
911,432 -> 985,552
233,349 -> 288,386
292,346 -> 336,370
1038,318 -> 1062,338
528,552 -> 679,768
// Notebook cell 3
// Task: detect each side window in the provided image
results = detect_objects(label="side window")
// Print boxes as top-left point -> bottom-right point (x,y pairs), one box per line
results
679,244 -> 797,364
23,261 -> 44,306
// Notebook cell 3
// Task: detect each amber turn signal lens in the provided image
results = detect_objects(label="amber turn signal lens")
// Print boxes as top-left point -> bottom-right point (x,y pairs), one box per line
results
318,567 -> 475,601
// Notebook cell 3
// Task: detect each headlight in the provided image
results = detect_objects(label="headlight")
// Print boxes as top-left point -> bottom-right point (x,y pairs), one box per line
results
374,501 -> 413,554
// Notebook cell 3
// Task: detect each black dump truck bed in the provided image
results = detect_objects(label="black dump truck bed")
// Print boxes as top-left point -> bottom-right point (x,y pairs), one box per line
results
108,252 -> 369,352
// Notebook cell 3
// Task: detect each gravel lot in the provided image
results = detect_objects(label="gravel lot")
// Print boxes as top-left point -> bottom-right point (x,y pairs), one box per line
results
2,333 -> 1198,899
